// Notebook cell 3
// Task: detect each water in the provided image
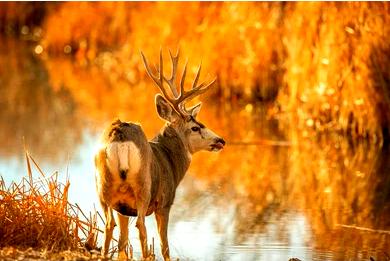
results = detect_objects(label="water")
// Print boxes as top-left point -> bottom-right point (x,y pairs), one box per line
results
1,39 -> 389,261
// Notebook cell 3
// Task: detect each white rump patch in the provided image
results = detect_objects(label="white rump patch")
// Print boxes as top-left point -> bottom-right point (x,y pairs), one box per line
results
106,141 -> 141,177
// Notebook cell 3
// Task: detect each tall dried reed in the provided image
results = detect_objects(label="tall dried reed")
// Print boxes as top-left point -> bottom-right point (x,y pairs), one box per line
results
0,151 -> 99,254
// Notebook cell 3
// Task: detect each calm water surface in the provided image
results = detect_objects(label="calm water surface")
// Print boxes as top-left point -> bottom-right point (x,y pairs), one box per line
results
1,39 -> 389,261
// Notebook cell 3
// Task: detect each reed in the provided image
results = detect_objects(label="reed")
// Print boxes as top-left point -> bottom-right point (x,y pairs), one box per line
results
0,150 -> 100,256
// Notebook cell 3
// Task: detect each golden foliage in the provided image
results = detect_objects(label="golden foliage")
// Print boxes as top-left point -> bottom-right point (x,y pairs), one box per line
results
42,2 -> 133,60
277,2 -> 390,142
1,3 -> 389,140
41,2 -> 285,102
37,2 -> 390,141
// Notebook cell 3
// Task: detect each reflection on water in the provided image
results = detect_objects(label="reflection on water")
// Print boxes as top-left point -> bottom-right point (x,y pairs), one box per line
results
1,39 -> 389,261
0,38 -> 82,163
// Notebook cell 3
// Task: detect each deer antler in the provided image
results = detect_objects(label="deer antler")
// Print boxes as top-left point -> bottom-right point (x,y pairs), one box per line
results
141,49 -> 216,117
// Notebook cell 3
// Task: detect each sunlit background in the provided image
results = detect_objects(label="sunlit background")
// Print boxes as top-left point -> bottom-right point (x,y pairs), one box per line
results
0,2 -> 389,261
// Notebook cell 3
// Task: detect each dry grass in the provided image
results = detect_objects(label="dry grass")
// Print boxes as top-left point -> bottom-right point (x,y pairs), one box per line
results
0,247 -> 98,261
0,150 -> 100,257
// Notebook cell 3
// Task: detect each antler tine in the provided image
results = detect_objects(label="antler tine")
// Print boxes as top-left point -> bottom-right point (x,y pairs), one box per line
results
179,59 -> 188,97
159,48 -> 163,87
192,61 -> 202,90
177,61 -> 215,103
178,77 -> 217,107
140,51 -> 159,84
163,49 -> 179,98
141,50 -> 171,103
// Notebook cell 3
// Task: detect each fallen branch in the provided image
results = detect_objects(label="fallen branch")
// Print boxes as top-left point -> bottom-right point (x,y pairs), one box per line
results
336,224 -> 390,235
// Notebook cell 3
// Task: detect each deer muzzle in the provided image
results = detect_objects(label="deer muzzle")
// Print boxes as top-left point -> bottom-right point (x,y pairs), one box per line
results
211,138 -> 226,151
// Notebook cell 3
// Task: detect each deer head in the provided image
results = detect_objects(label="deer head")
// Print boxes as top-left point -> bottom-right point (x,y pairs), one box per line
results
141,49 -> 225,154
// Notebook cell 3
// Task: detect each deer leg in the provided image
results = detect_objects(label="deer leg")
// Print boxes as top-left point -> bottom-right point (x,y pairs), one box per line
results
136,202 -> 149,258
135,189 -> 150,259
115,212 -> 129,260
155,207 -> 171,261
136,215 -> 147,259
101,205 -> 116,257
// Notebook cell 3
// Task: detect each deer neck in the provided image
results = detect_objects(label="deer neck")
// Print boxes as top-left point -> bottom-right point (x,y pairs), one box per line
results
151,125 -> 191,185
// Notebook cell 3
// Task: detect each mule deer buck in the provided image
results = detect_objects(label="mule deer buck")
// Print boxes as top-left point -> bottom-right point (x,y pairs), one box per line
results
95,49 -> 225,260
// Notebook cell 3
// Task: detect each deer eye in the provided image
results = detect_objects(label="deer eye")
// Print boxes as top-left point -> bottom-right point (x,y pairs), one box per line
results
191,126 -> 200,132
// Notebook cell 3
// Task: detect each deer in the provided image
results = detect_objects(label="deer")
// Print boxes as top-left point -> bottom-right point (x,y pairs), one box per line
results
94,49 -> 225,261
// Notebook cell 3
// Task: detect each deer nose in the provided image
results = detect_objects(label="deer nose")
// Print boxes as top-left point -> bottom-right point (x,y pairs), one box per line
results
215,138 -> 226,146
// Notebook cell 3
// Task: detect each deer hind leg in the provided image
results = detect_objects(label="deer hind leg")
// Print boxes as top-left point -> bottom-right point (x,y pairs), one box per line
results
135,187 -> 151,259
136,214 -> 148,258
115,212 -> 129,260
155,207 -> 171,261
101,204 -> 116,257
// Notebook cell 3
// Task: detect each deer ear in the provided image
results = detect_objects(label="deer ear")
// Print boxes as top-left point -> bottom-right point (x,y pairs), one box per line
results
155,94 -> 180,122
188,103 -> 202,118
